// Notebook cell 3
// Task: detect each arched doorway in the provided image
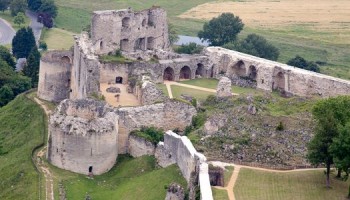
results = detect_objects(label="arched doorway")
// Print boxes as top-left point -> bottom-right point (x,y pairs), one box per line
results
116,76 -> 123,84
89,166 -> 93,173
248,65 -> 257,80
273,72 -> 285,91
180,66 -> 191,80
163,67 -> 174,81
230,61 -> 246,77
61,56 -> 71,64
195,63 -> 205,77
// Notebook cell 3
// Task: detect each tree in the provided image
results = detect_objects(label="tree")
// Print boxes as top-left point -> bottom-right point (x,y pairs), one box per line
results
307,96 -> 350,187
175,42 -> 203,54
10,0 -> 27,16
226,34 -> 279,61
330,122 -> 350,198
0,46 -> 16,69
0,0 -> 10,12
12,27 -> 36,59
168,23 -> 178,45
0,85 -> 14,106
38,0 -> 57,18
287,55 -> 320,72
23,46 -> 40,87
27,0 -> 42,11
13,12 -> 25,27
198,13 -> 244,46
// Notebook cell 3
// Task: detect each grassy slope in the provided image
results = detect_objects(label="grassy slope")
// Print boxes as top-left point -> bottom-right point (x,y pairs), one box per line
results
212,187 -> 229,200
0,94 -> 45,200
234,168 -> 350,200
50,155 -> 187,200
42,28 -> 75,50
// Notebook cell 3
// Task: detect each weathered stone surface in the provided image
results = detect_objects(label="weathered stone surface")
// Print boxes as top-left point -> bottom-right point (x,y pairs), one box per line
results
47,99 -> 118,175
106,87 -> 121,93
216,76 -> 232,98
128,134 -> 156,157
141,80 -> 166,105
165,183 -> 185,200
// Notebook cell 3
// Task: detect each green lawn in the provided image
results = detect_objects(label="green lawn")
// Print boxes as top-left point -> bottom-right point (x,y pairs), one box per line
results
234,168 -> 350,200
42,28 -> 75,50
49,155 -> 186,200
170,85 -> 214,101
224,166 -> 234,187
156,83 -> 169,96
212,187 -> 229,200
0,94 -> 45,200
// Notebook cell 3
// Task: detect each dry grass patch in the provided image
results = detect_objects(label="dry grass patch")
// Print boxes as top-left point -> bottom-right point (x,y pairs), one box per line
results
179,0 -> 350,44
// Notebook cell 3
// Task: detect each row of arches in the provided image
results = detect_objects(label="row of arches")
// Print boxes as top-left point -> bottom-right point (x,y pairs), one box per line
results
163,64 -> 205,81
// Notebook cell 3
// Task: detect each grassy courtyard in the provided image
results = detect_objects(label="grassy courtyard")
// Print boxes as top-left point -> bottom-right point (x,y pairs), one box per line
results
49,155 -> 187,200
234,168 -> 350,200
41,28 -> 75,50
0,94 -> 45,200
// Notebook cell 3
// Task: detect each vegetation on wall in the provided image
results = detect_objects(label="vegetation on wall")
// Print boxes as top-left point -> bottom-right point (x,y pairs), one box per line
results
130,127 -> 164,145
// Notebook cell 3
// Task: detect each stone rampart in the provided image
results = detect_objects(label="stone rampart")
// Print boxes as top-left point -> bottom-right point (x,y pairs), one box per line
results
128,134 -> 156,157
47,99 -> 118,175
38,51 -> 73,102
205,47 -> 350,97
155,131 -> 213,200
117,100 -> 197,153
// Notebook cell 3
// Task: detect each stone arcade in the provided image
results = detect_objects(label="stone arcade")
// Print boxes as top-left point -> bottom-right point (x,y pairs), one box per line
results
38,6 -> 350,200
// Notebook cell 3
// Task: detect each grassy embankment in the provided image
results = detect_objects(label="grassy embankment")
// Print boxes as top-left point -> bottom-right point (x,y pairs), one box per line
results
234,168 -> 350,200
48,155 -> 187,200
0,93 -> 46,200
0,10 -> 30,31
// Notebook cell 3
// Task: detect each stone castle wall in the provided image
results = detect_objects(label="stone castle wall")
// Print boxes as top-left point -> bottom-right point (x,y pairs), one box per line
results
91,7 -> 170,54
128,134 -> 156,157
205,47 -> 350,97
117,100 -> 197,153
47,99 -> 119,175
37,51 -> 73,102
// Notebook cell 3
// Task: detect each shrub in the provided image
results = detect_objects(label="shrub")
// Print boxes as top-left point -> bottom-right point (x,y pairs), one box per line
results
276,121 -> 284,131
130,127 -> 164,145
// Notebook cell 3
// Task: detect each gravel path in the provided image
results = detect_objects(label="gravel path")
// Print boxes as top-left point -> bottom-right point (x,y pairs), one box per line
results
0,18 -> 15,45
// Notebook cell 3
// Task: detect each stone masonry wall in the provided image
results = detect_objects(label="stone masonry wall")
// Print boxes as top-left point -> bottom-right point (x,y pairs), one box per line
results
47,99 -> 118,175
205,47 -> 350,97
38,51 -> 73,102
117,100 -> 197,153
128,134 -> 156,157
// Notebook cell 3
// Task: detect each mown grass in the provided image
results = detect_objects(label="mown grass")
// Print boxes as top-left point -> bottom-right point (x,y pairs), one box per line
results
170,85 -> 214,101
234,168 -> 350,200
0,94 -> 45,200
0,10 -> 30,31
42,28 -> 75,50
224,166 -> 234,187
49,155 -> 187,200
212,187 -> 229,200
156,83 -> 169,96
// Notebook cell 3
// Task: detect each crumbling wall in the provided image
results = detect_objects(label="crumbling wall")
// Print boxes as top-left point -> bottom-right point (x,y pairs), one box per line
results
155,131 -> 213,200
70,33 -> 100,100
128,134 -> 156,157
47,99 -> 118,175
205,47 -> 350,97
91,7 -> 170,54
140,79 -> 167,105
38,51 -> 73,102
117,100 -> 197,153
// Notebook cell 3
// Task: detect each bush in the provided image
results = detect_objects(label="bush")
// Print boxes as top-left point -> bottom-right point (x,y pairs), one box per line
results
191,98 -> 197,107
287,55 -> 320,72
276,121 -> 284,131
39,41 -> 48,50
130,127 -> 164,145
175,43 -> 203,54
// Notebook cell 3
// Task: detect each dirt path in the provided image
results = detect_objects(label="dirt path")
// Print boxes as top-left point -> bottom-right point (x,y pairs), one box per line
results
210,161 -> 324,200
164,82 -> 174,98
33,97 -> 54,200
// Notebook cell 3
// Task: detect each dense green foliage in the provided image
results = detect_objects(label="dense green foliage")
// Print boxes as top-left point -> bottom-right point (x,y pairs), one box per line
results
10,0 -> 27,16
308,96 -> 350,188
23,46 -> 41,87
0,0 -> 10,12
175,42 -> 203,54
287,55 -> 320,72
28,0 -> 42,11
38,0 -> 57,18
0,56 -> 31,106
12,27 -> 36,59
198,13 -> 244,46
0,46 -> 15,69
223,34 -> 280,61
168,23 -> 178,45
13,11 -> 25,26
130,127 -> 164,145
0,94 -> 45,199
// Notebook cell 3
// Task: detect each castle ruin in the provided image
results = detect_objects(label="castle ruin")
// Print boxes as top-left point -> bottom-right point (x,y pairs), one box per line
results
37,6 -> 350,200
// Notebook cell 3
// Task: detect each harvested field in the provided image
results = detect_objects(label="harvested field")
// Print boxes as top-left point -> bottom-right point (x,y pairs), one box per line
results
179,0 -> 350,43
